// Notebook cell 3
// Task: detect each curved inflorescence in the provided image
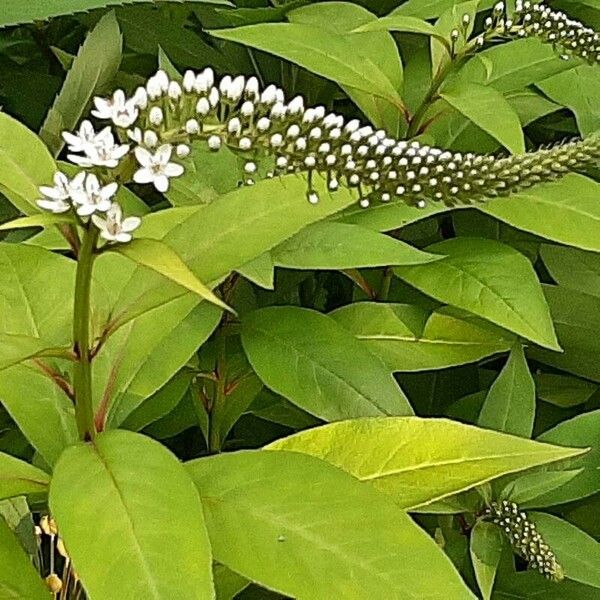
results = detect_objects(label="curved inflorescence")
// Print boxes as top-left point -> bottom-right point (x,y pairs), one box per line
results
35,1 -> 600,244
484,500 -> 564,581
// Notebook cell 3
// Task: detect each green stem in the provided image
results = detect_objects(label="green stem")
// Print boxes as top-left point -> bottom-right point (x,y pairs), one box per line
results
73,225 -> 99,441
208,327 -> 227,454
378,267 -> 393,301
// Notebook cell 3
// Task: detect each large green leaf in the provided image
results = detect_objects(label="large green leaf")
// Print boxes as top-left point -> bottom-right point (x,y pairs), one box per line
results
440,82 -> 525,154
187,450 -> 475,599
394,238 -> 560,351
40,11 -> 122,156
391,0 -> 496,19
288,2 -> 404,133
0,243 -> 74,344
535,373 -> 598,409
355,14 -> 449,43
0,516 -> 50,599
103,175 -> 358,331
112,237 -> 233,313
0,365 -> 77,468
331,303 -> 514,371
209,23 -> 404,108
494,571 -> 600,600
477,344 -> 535,438
480,175 -> 600,253
268,417 -> 585,510
272,222 -> 440,269
50,430 -> 214,599
531,286 -> 600,382
538,65 -> 600,136
241,306 -> 412,421
470,520 -> 504,600
500,470 -> 583,508
0,452 -> 50,501
530,512 -> 600,589
533,410 -> 600,506
541,244 -> 600,297
0,0 -> 232,27
0,114 -> 56,214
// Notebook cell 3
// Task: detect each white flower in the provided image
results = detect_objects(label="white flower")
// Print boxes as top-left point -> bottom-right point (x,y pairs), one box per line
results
92,89 -> 139,128
62,120 -> 100,153
67,129 -> 129,169
133,144 -> 184,192
70,174 -> 118,217
37,171 -> 73,213
92,202 -> 141,243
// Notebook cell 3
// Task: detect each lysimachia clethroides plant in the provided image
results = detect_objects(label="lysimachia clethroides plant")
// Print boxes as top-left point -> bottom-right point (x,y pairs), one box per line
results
0,0 -> 599,599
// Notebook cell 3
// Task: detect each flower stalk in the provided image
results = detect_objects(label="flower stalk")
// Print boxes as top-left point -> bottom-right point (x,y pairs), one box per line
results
72,225 -> 99,441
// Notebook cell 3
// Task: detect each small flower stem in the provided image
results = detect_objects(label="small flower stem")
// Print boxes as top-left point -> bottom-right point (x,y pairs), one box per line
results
378,267 -> 394,301
208,326 -> 227,454
73,225 -> 99,441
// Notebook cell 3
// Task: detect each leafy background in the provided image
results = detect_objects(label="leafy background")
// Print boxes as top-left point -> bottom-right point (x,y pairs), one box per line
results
0,0 -> 599,598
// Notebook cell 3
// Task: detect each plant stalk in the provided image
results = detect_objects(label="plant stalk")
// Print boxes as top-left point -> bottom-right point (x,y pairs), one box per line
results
73,225 -> 99,441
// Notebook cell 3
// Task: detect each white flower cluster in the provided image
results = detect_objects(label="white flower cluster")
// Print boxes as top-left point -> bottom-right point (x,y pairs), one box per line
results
36,171 -> 140,243
35,0 -> 600,245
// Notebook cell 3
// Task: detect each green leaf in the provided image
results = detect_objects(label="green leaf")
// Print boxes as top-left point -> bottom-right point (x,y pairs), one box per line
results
530,512 -> 600,589
50,430 -> 214,599
0,365 -> 77,468
537,65 -> 600,137
541,244 -> 600,297
440,83 -> 525,154
241,306 -> 412,421
0,516 -> 50,599
272,222 -> 441,269
535,373 -> 598,408
0,213 -> 74,231
209,23 -> 405,109
534,410 -> 600,506
0,452 -> 50,501
0,113 -> 56,214
478,344 -> 535,438
455,38 -> 577,92
0,243 -> 74,344
213,564 -> 249,600
0,333 -> 62,373
494,570 -> 600,600
0,0 -> 232,27
288,2 -> 404,133
531,286 -> 600,382
236,252 -> 274,290
470,520 -> 504,600
40,11 -> 122,156
480,175 -> 600,253
267,416 -> 586,510
331,302 -> 515,371
500,470 -> 583,508
112,237 -> 234,314
394,238 -> 560,351
355,14 -> 450,45
187,450 -> 475,599
391,0 -> 496,19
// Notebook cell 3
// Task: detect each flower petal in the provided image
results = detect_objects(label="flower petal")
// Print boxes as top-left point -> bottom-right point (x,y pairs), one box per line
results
115,232 -> 133,243
154,175 -> 169,193
164,163 -> 185,178
155,144 -> 173,165
134,146 -> 153,168
133,167 -> 155,184
121,216 -> 142,232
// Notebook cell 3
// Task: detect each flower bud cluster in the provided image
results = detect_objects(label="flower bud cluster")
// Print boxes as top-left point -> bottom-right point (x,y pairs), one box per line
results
485,501 -> 564,581
95,68 -> 600,209
487,1 -> 600,64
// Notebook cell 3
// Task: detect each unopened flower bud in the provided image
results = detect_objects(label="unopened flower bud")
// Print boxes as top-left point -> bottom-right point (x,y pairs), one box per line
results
185,119 -> 200,135
208,135 -> 221,151
45,574 -> 62,593
149,106 -> 163,126
176,144 -> 190,158
183,70 -> 195,93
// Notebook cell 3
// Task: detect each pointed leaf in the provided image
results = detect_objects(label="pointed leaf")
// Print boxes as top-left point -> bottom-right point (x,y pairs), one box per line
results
241,306 -> 412,421
40,11 -> 122,156
440,82 -> 525,154
187,450 -> 475,599
500,470 -> 583,508
209,23 -> 404,108
478,343 -> 535,437
470,520 -> 504,600
0,114 -> 56,214
272,222 -> 441,269
50,430 -> 214,599
395,238 -> 560,351
112,237 -> 233,314
268,417 -> 587,510
0,452 -> 50,500
0,517 -> 50,599
331,302 -> 515,371
0,213 -> 74,231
